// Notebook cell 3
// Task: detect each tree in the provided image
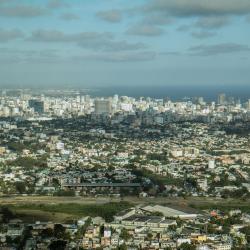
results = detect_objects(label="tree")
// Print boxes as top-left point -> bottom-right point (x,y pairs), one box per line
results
178,242 -> 196,250
76,218 -> 91,239
54,224 -> 66,239
120,228 -> 131,241
15,182 -> 26,194
240,226 -> 250,242
150,211 -> 164,216
41,228 -> 54,238
52,178 -> 60,187
49,240 -> 67,250
146,232 -> 153,241
116,244 -> 127,250
168,224 -> 177,231
0,206 -> 14,223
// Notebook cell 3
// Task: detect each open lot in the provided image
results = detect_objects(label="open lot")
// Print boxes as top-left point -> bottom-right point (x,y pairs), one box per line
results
1,196 -> 249,223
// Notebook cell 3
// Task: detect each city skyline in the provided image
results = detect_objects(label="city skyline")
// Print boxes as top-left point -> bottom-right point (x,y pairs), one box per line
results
0,0 -> 250,87
1,2 -> 250,249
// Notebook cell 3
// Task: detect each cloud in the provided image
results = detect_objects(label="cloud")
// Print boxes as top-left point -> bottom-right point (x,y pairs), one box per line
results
60,13 -> 79,21
176,25 -> 190,32
191,31 -> 217,39
73,51 -> 156,62
29,29 -> 146,51
29,29 -> 113,42
47,0 -> 69,9
126,11 -> 171,37
159,51 -> 181,56
0,47 -> 154,63
0,28 -> 24,42
142,0 -> 250,17
189,43 -> 250,56
96,9 -> 122,23
0,0 -> 11,4
141,14 -> 172,25
79,40 -> 145,52
0,5 -> 48,18
0,48 -> 61,63
195,16 -> 230,29
127,24 -> 164,36
0,48 -> 35,56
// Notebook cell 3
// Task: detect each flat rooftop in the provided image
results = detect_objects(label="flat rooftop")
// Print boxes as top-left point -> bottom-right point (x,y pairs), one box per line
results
141,205 -> 198,218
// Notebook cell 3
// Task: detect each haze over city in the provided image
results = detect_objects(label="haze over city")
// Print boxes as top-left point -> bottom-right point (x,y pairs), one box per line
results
0,0 -> 250,89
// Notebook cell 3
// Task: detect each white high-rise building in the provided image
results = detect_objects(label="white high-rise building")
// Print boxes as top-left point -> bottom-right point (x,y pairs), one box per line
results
218,93 -> 226,105
208,160 -> 215,169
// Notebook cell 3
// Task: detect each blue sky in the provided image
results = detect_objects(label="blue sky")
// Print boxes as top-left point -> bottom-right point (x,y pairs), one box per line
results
0,0 -> 250,88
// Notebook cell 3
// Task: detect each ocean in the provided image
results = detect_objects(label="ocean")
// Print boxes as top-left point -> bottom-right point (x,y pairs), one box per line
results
90,83 -> 250,102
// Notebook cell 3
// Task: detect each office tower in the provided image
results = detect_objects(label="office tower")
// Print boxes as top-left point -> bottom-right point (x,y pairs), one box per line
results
236,98 -> 241,105
113,94 -> 119,103
85,95 -> 90,102
217,93 -> 226,105
28,99 -> 44,114
94,99 -> 112,115
227,96 -> 234,105
198,97 -> 204,105
247,99 -> 250,110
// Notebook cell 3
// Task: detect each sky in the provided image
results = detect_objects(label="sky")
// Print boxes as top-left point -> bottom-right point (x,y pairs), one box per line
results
0,0 -> 250,89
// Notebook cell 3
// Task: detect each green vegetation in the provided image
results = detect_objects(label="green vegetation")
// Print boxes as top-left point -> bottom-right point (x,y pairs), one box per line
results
210,214 -> 242,234
10,202 -> 132,222
49,240 -> 67,250
120,228 -> 131,241
146,152 -> 168,162
5,141 -> 47,153
54,190 -> 75,196
7,156 -> 47,169
6,142 -> 26,152
208,149 -> 249,156
15,182 -> 26,194
76,218 -> 91,239
240,226 -> 250,242
132,168 -> 183,187
178,242 -> 196,250
0,206 -> 15,223
189,201 -> 250,213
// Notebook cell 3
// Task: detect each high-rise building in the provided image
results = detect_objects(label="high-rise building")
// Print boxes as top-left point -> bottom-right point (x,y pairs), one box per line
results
94,99 -> 112,115
197,97 -> 204,105
208,160 -> 215,169
217,93 -> 226,105
28,99 -> 44,114
227,96 -> 234,105
246,99 -> 250,110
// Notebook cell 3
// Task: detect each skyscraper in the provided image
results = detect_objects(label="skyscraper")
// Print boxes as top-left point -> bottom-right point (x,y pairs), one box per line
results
217,93 -> 226,105
94,99 -> 112,115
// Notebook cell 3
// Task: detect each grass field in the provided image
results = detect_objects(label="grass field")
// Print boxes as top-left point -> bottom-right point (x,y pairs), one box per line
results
189,200 -> 250,213
7,201 -> 132,222
1,195 -> 250,223
11,209 -> 76,223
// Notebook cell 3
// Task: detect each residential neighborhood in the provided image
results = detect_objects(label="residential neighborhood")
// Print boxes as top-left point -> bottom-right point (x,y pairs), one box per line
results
0,90 -> 250,249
